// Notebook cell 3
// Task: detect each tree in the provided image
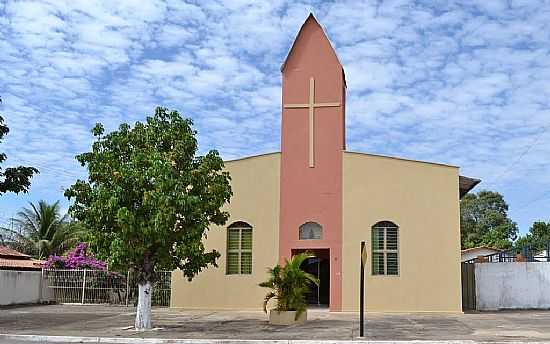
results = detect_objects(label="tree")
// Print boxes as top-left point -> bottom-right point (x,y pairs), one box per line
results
460,190 -> 518,250
515,221 -> 550,254
64,107 -> 232,329
514,235 -> 531,252
0,97 -> 39,194
1,200 -> 82,259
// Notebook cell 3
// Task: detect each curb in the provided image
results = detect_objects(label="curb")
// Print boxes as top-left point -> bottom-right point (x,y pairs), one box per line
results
0,335 -> 482,344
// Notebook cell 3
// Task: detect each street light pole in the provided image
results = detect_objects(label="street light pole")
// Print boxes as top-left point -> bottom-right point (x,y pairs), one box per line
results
360,240 -> 366,337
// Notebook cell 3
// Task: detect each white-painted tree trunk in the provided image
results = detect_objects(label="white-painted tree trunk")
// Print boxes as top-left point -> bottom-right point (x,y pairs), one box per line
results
135,280 -> 152,330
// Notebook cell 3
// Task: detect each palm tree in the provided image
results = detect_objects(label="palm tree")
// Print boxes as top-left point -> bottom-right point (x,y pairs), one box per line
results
259,252 -> 319,319
2,200 -> 83,259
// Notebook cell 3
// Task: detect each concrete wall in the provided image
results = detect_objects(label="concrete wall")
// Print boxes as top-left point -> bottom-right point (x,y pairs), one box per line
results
0,270 -> 53,306
342,152 -> 462,312
171,153 -> 280,310
476,262 -> 550,310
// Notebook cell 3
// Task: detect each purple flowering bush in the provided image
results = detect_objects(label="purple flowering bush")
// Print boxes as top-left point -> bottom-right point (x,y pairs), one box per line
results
43,243 -> 107,270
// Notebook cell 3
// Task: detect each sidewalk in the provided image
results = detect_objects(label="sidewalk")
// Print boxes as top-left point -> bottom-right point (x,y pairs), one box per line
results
2,304 -> 550,342
0,334 -> 481,344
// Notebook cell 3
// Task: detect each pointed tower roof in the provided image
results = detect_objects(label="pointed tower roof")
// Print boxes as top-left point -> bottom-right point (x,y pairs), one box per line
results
281,13 -> 346,84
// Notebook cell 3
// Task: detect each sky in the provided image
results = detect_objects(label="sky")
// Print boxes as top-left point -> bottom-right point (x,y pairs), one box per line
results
0,0 -> 549,234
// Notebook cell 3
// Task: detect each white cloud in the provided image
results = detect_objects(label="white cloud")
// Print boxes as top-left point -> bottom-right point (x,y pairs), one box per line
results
1,0 -> 550,231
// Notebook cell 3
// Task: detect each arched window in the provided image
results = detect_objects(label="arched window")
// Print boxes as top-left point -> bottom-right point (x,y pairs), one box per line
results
226,221 -> 253,275
371,221 -> 399,276
299,222 -> 322,240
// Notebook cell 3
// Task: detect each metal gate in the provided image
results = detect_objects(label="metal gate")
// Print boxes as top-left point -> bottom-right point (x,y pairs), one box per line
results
43,269 -> 171,306
461,262 -> 476,311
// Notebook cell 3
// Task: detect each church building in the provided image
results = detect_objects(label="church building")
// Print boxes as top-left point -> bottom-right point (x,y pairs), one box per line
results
171,14 -> 479,312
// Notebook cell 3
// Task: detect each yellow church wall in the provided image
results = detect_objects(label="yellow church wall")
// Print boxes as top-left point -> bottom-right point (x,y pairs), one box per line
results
171,153 -> 281,310
341,152 -> 462,312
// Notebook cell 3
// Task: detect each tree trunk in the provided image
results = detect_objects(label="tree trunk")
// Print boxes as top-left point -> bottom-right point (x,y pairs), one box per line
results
135,280 -> 153,329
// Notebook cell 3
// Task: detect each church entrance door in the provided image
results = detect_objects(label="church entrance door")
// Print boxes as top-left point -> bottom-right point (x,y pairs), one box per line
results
293,249 -> 330,307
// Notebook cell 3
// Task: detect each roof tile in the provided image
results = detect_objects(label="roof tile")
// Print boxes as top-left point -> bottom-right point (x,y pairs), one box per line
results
0,257 -> 43,270
0,245 -> 31,259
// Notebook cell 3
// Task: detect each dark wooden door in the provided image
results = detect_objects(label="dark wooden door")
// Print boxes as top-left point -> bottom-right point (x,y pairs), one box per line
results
301,256 -> 330,306
461,263 -> 476,311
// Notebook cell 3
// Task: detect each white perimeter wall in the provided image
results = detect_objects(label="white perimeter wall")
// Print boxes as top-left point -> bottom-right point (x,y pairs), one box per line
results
476,262 -> 550,310
0,270 -> 53,306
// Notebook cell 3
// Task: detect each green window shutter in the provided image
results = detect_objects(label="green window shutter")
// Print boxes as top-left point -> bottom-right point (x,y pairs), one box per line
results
386,227 -> 398,250
372,252 -> 384,275
386,252 -> 399,275
227,252 -> 240,274
241,252 -> 252,274
372,222 -> 399,276
241,228 -> 252,250
372,227 -> 384,250
227,229 -> 240,250
241,228 -> 252,274
226,223 -> 253,275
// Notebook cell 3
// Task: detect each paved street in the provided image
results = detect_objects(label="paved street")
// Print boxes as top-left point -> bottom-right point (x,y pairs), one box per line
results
2,304 -> 550,342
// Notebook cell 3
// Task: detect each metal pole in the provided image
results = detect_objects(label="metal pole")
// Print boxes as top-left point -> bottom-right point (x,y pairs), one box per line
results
360,241 -> 365,338
81,269 -> 87,304
547,241 -> 550,262
125,270 -> 130,306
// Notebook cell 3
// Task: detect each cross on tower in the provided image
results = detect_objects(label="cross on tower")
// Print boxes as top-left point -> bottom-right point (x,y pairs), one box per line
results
284,77 -> 340,168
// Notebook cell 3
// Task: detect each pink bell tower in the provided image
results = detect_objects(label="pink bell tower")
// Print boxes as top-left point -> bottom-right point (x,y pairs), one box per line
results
278,14 -> 346,311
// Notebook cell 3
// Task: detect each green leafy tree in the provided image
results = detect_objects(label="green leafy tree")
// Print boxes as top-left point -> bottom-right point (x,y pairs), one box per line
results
460,190 -> 518,250
0,200 -> 83,259
64,107 -> 232,329
0,97 -> 39,194
515,221 -> 550,253
259,253 -> 319,320
514,235 -> 531,252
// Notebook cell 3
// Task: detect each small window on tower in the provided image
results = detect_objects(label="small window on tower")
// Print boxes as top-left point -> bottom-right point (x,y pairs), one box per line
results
299,222 -> 322,240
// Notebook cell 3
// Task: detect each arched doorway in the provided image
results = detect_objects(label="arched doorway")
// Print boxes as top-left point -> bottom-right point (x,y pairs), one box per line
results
293,249 -> 330,307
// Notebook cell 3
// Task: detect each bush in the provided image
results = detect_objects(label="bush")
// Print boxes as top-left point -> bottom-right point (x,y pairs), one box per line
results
259,252 -> 319,319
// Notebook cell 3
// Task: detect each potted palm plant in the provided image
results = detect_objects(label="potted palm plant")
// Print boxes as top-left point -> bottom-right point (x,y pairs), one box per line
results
259,252 -> 319,325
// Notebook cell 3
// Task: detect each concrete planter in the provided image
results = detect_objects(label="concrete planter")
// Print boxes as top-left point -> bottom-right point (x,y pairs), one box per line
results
268,310 -> 307,325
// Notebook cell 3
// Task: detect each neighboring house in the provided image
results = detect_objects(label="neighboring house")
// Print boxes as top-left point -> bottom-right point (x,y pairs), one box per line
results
0,246 -> 43,271
533,250 -> 549,262
461,247 -> 502,262
0,245 -> 51,306
171,14 -> 480,313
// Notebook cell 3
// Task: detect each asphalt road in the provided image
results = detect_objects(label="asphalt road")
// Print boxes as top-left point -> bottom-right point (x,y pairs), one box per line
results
1,341 -> 73,344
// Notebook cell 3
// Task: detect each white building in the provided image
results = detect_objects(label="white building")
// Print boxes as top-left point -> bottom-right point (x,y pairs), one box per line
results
461,246 -> 502,262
